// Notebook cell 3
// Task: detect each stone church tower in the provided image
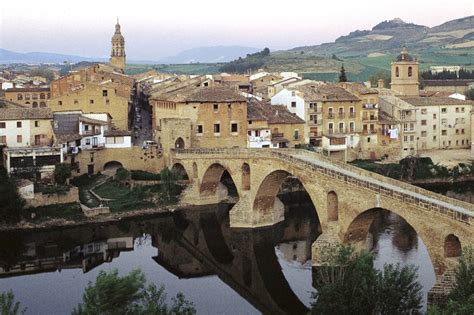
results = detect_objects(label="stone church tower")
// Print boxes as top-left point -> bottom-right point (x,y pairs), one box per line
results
109,18 -> 126,72
390,46 -> 419,96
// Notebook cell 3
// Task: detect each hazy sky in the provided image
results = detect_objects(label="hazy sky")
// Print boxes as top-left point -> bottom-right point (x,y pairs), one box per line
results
1,0 -> 473,60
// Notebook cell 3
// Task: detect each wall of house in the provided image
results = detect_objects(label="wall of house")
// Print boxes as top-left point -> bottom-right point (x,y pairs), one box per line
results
4,89 -> 50,107
48,83 -> 129,130
28,119 -> 54,146
0,119 -> 31,147
269,122 -> 305,148
271,89 -> 305,121
104,136 -> 132,148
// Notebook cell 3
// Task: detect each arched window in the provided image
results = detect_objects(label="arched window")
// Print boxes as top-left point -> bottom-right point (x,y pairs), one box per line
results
327,191 -> 338,221
40,93 -> 45,99
242,163 -> 250,191
39,101 -> 46,107
408,66 -> 413,77
444,234 -> 461,258
32,101 -> 38,108
395,66 -> 399,78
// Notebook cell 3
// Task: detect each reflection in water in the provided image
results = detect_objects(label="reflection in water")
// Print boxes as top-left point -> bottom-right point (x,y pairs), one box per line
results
0,196 -> 436,314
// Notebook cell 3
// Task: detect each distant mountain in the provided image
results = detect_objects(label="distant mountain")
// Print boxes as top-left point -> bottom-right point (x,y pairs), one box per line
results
288,16 -> 474,57
0,48 -> 106,64
158,46 -> 261,64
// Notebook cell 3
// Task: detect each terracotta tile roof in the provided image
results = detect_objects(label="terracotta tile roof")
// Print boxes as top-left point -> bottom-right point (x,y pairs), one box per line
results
104,129 -> 131,137
339,82 -> 378,95
290,83 -> 360,102
5,87 -> 50,92
247,98 -> 305,124
400,96 -> 473,106
185,86 -> 247,103
0,107 -> 52,120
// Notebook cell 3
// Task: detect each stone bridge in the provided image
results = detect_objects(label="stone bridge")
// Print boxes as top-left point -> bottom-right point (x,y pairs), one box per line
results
170,148 -> 474,299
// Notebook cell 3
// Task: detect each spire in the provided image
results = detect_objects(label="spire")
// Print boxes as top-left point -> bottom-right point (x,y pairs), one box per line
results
115,17 -> 121,33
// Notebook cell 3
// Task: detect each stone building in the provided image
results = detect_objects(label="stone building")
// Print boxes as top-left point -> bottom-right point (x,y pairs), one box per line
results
4,87 -> 50,108
109,18 -> 126,73
48,82 -> 130,130
150,86 -> 248,152
390,47 -> 420,96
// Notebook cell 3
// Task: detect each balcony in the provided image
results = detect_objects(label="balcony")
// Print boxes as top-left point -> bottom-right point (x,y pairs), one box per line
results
338,113 -> 345,119
309,119 -> 322,125
309,131 -> 322,138
309,107 -> 322,114
81,130 -> 101,136
362,115 -> 378,122
327,113 -> 335,119
348,112 -> 356,118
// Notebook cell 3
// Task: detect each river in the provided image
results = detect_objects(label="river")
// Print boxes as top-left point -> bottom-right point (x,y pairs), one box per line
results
0,190 -> 441,315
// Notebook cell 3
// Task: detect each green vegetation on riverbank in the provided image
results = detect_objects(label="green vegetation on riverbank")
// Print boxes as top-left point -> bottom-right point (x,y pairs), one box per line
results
350,157 -> 474,182
22,203 -> 85,223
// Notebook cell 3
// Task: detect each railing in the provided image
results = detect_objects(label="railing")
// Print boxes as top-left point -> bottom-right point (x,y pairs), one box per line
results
327,113 -> 334,119
362,115 -> 378,121
171,148 -> 474,224
81,130 -> 101,136
338,113 -> 345,119
348,112 -> 356,118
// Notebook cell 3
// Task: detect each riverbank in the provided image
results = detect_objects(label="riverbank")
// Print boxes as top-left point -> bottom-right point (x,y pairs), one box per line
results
0,206 -> 175,232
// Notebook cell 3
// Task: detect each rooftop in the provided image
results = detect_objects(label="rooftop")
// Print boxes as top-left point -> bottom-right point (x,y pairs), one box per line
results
0,107 -> 52,120
423,79 -> 474,87
185,86 -> 247,103
5,87 -> 50,93
104,129 -> 131,137
400,96 -> 473,106
289,83 -> 360,102
248,98 -> 305,124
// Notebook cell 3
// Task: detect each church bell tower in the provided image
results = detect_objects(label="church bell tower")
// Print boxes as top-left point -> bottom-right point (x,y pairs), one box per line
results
109,18 -> 126,72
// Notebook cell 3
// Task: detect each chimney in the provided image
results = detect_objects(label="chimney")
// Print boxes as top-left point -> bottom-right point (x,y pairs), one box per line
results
378,79 -> 384,89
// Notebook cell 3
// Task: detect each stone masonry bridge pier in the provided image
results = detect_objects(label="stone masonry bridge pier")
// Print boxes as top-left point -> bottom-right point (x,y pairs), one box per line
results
170,148 -> 474,303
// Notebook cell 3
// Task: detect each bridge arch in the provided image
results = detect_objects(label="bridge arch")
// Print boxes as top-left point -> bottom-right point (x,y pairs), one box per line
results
104,160 -> 123,171
444,234 -> 461,258
200,163 -> 238,198
171,163 -> 189,180
253,169 -> 322,224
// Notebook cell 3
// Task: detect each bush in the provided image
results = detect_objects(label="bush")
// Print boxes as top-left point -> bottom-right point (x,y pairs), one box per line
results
0,168 -> 24,223
115,167 -> 130,181
0,290 -> 26,315
54,163 -> 71,185
131,170 -> 161,181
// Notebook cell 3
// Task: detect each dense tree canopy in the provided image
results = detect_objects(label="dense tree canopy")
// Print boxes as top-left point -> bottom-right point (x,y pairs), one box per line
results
0,167 -> 24,223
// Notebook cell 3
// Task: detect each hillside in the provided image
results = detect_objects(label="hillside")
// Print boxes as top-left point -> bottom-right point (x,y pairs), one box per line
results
158,46 -> 260,64
227,16 -> 474,82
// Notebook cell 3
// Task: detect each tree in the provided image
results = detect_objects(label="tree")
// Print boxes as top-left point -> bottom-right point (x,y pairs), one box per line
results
338,65 -> 348,82
159,168 -> 182,204
0,291 -> 26,315
466,88 -> 474,101
72,269 -> 195,315
312,245 -> 422,315
54,163 -> 71,185
115,167 -> 130,182
368,71 -> 391,88
0,167 -> 24,223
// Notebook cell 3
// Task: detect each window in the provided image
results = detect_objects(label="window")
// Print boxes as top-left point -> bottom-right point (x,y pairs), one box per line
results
395,66 -> 399,77
421,131 -> 427,137
421,120 -> 427,126
433,136 -> 437,141
410,135 -> 414,142
456,129 -> 459,135
441,108 -> 447,113
85,138 -> 91,145
35,121 -> 40,127
408,66 -> 412,77
461,129 -> 465,134
338,122 -> 344,133
89,99 -> 94,104
291,101 -> 296,108
461,107 -> 465,112
293,130 -> 299,140
441,130 -> 447,136
17,121 -> 22,128
410,123 -> 414,131
58,100 -> 62,105
404,135 -> 408,143
328,122 -> 334,133
0,136 -> 5,144
106,99 -> 110,105
433,124 -> 437,131
74,99 -> 78,104
214,123 -> 220,134
0,122 -> 5,128
349,122 -> 355,132
455,107 -> 459,113
40,93 -> 45,100
17,94 -> 23,101
17,135 -> 22,143
403,123 -> 408,132
433,114 -> 437,119
196,125 -> 203,134
231,123 -> 238,133
213,104 -> 219,112
102,90 -> 108,97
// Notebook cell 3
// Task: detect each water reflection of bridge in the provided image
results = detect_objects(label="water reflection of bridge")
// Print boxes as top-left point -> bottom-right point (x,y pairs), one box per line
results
0,203 -> 320,314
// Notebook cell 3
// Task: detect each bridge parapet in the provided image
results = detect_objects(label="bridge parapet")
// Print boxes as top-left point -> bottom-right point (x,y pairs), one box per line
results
171,148 -> 474,225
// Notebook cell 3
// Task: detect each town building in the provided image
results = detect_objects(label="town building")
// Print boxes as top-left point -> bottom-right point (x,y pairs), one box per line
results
150,86 -> 248,152
4,87 -> 50,108
0,107 -> 54,147
400,97 -> 472,150
247,98 -> 305,148
423,80 -> 474,94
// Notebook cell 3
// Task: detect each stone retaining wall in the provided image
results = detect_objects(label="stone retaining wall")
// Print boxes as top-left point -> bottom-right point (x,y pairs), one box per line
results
25,186 -> 79,208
